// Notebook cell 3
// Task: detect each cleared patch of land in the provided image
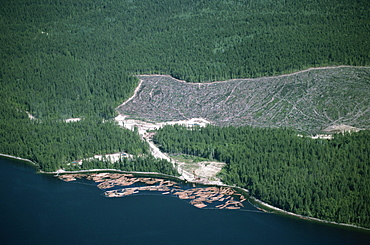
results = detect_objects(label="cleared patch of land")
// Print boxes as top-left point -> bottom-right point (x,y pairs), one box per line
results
114,115 -> 223,184
171,155 -> 225,184
117,66 -> 370,134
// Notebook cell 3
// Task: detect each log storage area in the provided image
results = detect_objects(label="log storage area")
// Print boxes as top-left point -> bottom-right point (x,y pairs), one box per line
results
58,173 -> 246,210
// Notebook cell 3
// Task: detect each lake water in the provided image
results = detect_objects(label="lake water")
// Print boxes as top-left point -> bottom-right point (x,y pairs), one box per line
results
1,157 -> 369,245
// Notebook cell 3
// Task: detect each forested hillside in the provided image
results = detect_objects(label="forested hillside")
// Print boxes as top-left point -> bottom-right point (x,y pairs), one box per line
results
1,0 -> 369,226
153,125 -> 370,228
0,102 -> 179,175
1,0 -> 370,120
0,103 -> 144,170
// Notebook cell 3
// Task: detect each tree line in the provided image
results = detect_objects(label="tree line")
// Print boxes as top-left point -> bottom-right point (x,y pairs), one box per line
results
153,125 -> 370,228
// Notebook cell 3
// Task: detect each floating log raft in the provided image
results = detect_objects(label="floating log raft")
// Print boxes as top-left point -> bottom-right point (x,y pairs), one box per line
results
57,173 -> 246,210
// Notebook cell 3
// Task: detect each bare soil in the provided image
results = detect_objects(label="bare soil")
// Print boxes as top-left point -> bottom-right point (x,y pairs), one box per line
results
114,115 -> 224,184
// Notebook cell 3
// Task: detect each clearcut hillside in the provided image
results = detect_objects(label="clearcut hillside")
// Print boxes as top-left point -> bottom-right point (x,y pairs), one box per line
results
118,67 -> 370,134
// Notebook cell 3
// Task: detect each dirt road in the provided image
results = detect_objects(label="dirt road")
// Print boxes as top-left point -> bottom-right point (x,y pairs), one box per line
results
114,115 -> 225,184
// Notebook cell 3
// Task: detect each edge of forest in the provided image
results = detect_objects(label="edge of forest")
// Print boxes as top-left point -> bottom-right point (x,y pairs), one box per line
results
137,65 -> 370,84
249,196 -> 370,232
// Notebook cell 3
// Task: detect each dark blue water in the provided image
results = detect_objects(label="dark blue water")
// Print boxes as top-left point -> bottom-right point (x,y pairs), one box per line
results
1,157 -> 369,245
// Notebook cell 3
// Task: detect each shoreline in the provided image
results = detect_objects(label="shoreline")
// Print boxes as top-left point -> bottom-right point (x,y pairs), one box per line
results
248,196 -> 370,232
1,153 -> 369,231
0,153 -> 38,167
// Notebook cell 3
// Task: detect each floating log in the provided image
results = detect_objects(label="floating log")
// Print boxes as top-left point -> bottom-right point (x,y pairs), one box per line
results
193,202 -> 207,209
225,206 -> 240,210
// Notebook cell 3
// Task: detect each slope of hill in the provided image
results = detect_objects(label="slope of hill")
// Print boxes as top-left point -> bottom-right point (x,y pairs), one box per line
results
2,0 -> 370,119
117,66 -> 370,134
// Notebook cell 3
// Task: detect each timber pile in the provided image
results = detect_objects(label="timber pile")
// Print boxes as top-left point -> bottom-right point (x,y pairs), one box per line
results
105,185 -> 171,197
173,186 -> 244,209
57,173 -> 246,210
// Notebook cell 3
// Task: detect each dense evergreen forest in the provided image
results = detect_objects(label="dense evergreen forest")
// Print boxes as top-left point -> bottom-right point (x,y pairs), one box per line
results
1,0 -> 369,227
1,0 -> 369,119
153,125 -> 370,228
0,103 -> 144,170
0,102 -> 178,175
